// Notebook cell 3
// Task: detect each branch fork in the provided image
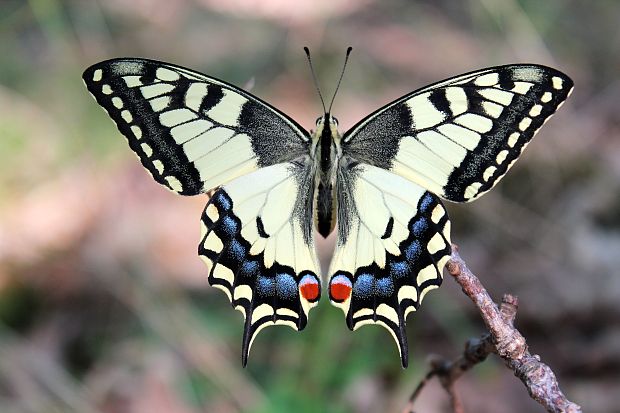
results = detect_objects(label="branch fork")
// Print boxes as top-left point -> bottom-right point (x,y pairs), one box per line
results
405,245 -> 582,413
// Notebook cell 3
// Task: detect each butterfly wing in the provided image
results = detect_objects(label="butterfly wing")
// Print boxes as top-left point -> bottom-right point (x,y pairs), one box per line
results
83,58 -> 310,195
329,161 -> 450,367
331,64 -> 572,366
83,59 -> 320,365
199,160 -> 321,366
342,64 -> 574,202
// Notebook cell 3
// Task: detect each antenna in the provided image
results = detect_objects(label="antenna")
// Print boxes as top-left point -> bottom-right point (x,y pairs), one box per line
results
304,47 -> 327,114
328,46 -> 352,114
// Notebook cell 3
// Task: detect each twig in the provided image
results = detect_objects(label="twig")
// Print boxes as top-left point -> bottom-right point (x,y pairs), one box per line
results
405,244 -> 582,413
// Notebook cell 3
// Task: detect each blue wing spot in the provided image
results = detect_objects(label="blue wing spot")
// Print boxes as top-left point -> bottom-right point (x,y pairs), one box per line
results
390,261 -> 409,279
257,276 -> 275,297
220,215 -> 239,236
227,239 -> 246,261
214,192 -> 232,211
353,274 -> 374,299
405,240 -> 422,261
419,193 -> 434,213
276,273 -> 298,299
411,217 -> 428,237
375,277 -> 394,297
239,260 -> 259,279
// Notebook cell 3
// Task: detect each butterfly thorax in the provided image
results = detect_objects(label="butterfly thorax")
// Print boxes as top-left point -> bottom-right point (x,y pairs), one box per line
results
312,114 -> 341,238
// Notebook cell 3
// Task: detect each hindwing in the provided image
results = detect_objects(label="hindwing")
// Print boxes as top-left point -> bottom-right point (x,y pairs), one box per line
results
198,160 -> 321,365
342,64 -> 573,202
83,58 -> 309,195
328,161 -> 451,367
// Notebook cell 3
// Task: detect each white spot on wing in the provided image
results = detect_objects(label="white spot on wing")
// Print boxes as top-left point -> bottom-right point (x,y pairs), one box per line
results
417,130 -> 467,167
474,72 -> 499,86
464,182 -> 482,199
92,69 -> 102,81
507,132 -> 519,147
353,308 -> 374,319
207,90 -> 247,126
160,109 -> 195,127
206,204 -> 220,222
483,166 -> 497,181
251,303 -> 274,325
479,88 -> 513,105
165,176 -> 183,192
141,83 -> 175,99
233,285 -> 253,301
121,110 -> 133,123
529,104 -> 543,117
172,119 -> 214,144
183,127 -> 235,161
153,160 -> 164,174
141,143 -> 153,157
427,232 -> 445,254
185,82 -> 210,112
123,76 -> 143,87
131,125 -> 142,139
552,76 -> 563,90
416,264 -> 438,284
519,117 -> 532,131
376,303 -> 399,325
150,96 -> 171,112
511,82 -> 533,94
213,264 -> 234,285
431,204 -> 444,223
445,87 -> 467,116
204,232 -> 223,253
455,113 -> 493,133
156,67 -> 180,81
276,308 -> 298,318
482,101 -> 503,118
398,285 -> 418,304
496,150 -> 509,164
437,124 -> 480,150
112,97 -> 123,109
541,92 -> 552,103
407,92 -> 447,129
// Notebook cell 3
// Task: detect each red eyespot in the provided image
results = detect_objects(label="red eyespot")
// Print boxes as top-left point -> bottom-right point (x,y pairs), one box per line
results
299,274 -> 320,302
329,275 -> 352,302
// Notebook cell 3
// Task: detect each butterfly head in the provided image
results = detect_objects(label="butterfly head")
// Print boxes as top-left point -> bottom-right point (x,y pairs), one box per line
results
315,113 -> 339,131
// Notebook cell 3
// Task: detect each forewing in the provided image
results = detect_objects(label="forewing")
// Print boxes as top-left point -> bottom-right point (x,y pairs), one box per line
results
199,160 -> 321,366
328,161 -> 451,367
83,58 -> 310,195
342,64 -> 573,202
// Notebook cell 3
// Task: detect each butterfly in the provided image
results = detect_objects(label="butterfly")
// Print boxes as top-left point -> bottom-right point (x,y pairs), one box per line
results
83,48 -> 573,367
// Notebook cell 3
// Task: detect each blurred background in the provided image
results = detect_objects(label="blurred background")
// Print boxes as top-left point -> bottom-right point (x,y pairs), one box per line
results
1,0 -> 619,412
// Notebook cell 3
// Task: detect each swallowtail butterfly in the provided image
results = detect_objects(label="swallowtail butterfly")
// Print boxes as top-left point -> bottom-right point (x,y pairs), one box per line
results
83,49 -> 573,367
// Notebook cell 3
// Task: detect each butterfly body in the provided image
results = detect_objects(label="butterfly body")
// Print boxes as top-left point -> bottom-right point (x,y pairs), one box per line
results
312,114 -> 341,237
83,57 -> 573,367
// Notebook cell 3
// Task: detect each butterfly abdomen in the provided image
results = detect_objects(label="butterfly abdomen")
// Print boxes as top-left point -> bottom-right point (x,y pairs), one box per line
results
313,114 -> 340,238
316,181 -> 335,237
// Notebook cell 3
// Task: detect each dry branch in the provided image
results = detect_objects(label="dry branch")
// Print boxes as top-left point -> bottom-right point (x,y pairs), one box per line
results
405,245 -> 582,413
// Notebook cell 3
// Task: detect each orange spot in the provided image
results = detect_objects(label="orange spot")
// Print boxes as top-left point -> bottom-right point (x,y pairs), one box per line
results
300,277 -> 320,302
330,278 -> 352,302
